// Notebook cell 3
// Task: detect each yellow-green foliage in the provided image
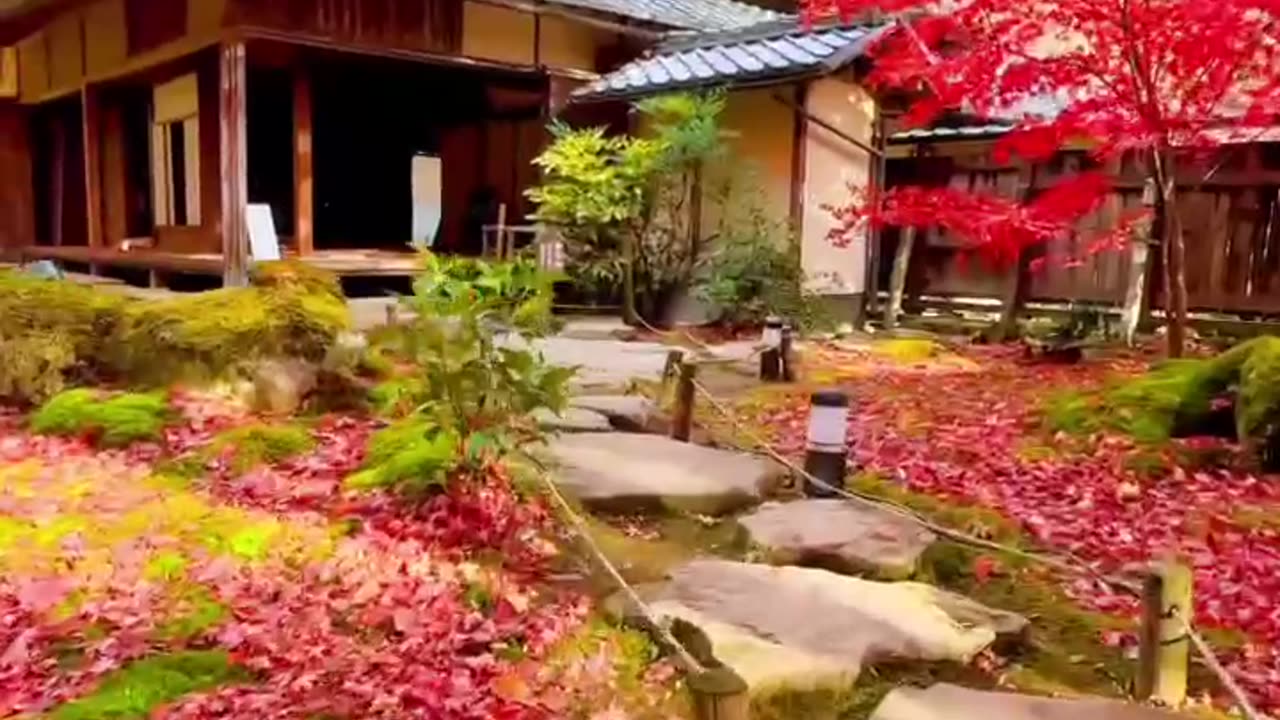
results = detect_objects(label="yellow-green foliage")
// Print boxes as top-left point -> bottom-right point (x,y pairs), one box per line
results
1236,337 -> 1280,448
48,650 -> 245,720
109,286 -> 349,385
0,267 -> 349,402
871,338 -> 941,364
30,389 -> 170,448
249,259 -> 344,299
0,272 -> 127,402
206,423 -> 315,472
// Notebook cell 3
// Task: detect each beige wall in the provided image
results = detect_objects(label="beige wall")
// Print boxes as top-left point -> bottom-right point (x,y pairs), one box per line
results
801,76 -> 876,296
462,1 -> 605,72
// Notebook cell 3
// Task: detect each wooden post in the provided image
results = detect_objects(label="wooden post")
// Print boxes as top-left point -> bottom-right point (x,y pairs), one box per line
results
82,86 -> 104,255
220,42 -> 250,287
622,231 -> 638,326
496,203 -> 508,260
293,65 -> 314,256
689,667 -> 750,720
884,227 -> 916,331
780,324 -> 795,383
662,349 -> 685,396
671,361 -> 697,442
384,302 -> 398,326
1123,180 -> 1158,347
1137,558 -> 1192,706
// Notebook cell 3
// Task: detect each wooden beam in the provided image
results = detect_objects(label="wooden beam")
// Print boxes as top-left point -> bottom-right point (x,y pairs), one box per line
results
292,64 -> 314,256
101,100 -> 128,247
219,41 -> 249,286
82,85 -> 104,251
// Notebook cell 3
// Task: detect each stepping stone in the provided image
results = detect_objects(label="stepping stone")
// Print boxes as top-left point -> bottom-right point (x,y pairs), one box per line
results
870,684 -> 1194,720
621,560 -> 1023,694
739,500 -> 937,579
547,433 -> 784,515
569,395 -> 657,432
532,407 -> 613,433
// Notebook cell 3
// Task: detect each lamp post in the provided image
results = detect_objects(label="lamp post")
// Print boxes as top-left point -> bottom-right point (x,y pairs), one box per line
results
803,390 -> 850,497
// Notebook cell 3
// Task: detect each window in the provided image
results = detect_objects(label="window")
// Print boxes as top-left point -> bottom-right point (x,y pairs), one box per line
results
151,74 -> 200,226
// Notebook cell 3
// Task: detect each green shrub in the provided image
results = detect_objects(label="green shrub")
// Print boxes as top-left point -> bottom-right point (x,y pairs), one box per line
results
49,650 -> 244,720
30,389 -> 170,448
345,418 -> 461,493
206,422 -> 315,472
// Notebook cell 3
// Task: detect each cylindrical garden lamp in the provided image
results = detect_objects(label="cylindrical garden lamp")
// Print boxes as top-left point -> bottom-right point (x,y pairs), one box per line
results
803,390 -> 850,497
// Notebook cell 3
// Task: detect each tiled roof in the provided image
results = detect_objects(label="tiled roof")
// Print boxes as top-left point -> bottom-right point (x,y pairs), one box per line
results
889,124 -> 1015,143
548,0 -> 784,31
574,19 -> 887,101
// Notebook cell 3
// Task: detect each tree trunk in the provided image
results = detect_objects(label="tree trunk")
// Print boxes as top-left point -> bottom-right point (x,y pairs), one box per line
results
994,248 -> 1031,341
884,227 -> 917,331
1122,179 -> 1158,347
622,231 -> 638,326
1153,153 -> 1188,358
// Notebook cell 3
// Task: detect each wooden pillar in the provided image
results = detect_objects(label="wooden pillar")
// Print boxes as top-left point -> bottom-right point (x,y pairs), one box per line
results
220,42 -> 249,286
82,86 -> 104,253
0,104 -> 35,256
101,102 -> 128,248
293,65 -> 314,256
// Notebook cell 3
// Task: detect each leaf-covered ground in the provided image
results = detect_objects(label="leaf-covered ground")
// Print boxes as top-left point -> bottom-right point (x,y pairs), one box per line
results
0,393 -> 677,720
751,342 -> 1280,711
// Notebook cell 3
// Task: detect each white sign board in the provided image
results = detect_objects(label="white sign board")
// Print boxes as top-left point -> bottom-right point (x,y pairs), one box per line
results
411,155 -> 442,249
246,204 -> 282,261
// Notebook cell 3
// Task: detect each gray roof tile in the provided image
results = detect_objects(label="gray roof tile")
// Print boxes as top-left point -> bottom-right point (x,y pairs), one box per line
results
574,19 -> 887,101
547,0 -> 783,31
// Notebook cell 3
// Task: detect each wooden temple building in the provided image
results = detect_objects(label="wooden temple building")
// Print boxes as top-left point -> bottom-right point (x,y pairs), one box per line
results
0,0 -> 782,286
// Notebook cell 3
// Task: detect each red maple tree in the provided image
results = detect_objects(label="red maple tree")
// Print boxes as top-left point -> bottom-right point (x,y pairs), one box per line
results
811,0 -> 1280,355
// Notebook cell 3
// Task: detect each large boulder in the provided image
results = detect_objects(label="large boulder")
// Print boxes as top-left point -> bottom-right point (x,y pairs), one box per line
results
251,358 -> 318,416
870,684 -> 1194,720
739,500 -> 936,579
618,560 -> 1021,694
547,433 -> 785,515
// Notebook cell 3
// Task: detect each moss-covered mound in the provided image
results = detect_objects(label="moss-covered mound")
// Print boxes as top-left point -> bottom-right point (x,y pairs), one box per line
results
1047,337 -> 1280,469
0,264 -> 349,403
30,389 -> 171,448
205,422 -> 316,473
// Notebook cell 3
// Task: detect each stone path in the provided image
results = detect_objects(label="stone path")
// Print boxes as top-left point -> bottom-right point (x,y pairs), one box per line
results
531,321 -> 1194,719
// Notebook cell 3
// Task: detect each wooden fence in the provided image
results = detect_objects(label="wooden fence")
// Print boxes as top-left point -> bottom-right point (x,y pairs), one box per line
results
884,144 -> 1280,316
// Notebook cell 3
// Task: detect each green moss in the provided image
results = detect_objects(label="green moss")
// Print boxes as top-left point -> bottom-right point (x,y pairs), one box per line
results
206,423 -> 315,473
345,418 -> 460,493
48,650 -> 245,720
155,588 -> 229,642
368,377 -> 427,418
30,389 -> 169,448
870,338 -> 940,364
1236,337 -> 1280,464
110,286 -> 349,386
249,260 -> 343,299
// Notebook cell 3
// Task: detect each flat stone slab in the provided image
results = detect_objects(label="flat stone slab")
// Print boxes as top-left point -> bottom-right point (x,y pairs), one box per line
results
569,395 -> 657,432
532,407 -> 614,433
739,500 -> 937,579
547,433 -> 784,515
627,560 -> 1020,693
871,685 -> 1195,720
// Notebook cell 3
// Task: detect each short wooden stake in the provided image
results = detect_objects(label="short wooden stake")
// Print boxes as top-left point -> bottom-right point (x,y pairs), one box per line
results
759,317 -> 782,382
672,361 -> 697,442
663,349 -> 685,394
689,667 -> 750,720
1136,558 -> 1192,706
780,324 -> 795,383
384,302 -> 398,326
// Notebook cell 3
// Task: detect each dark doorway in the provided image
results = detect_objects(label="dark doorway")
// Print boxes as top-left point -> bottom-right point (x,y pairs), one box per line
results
30,98 -> 87,247
248,68 -> 296,241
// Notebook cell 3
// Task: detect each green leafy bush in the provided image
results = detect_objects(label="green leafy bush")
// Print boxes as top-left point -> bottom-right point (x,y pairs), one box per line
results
529,92 -> 727,320
694,191 -> 830,331
347,256 -> 573,494
30,389 -> 170,448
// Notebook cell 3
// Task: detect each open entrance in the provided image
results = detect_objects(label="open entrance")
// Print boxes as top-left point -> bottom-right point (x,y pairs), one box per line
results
246,48 -> 549,259
30,97 -> 86,248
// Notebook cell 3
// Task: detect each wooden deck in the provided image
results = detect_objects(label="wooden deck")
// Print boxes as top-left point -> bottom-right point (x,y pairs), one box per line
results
19,246 -> 425,278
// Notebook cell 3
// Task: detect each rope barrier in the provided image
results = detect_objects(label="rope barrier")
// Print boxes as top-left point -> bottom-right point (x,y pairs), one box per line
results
522,453 -> 706,675
682,372 -> 1269,720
